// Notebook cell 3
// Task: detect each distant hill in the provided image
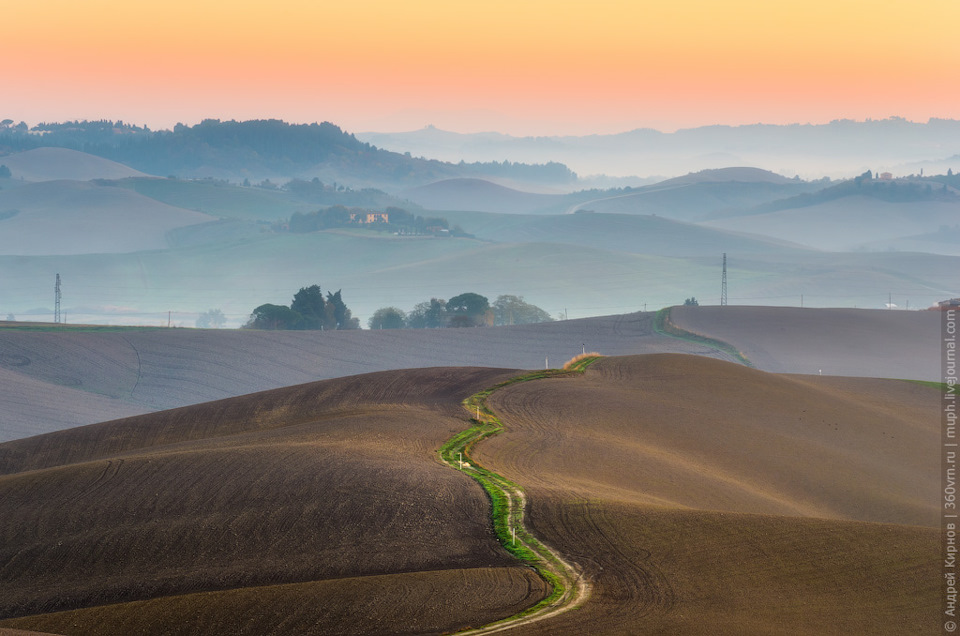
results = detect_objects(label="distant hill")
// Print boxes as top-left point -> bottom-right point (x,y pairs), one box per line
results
865,224 -> 960,256
0,180 -> 215,255
357,117 -> 960,179
400,178 -> 566,213
703,195 -> 960,251
438,209 -> 808,256
0,119 -> 577,191
0,148 -> 148,182
565,168 -> 821,221
653,167 -> 797,186
0,226 -> 956,331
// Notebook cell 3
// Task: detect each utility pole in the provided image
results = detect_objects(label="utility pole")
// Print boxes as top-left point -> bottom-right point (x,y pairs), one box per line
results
54,274 -> 61,324
721,253 -> 728,306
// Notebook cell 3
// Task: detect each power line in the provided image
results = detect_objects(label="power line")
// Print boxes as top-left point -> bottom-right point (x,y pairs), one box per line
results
721,253 -> 728,307
54,274 -> 61,324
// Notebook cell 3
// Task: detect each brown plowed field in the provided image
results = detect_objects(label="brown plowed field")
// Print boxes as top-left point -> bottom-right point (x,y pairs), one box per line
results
670,305 -> 942,381
0,568 -> 544,636
0,366 -> 549,635
0,312 -> 731,441
1,355 -> 939,633
475,354 -> 939,634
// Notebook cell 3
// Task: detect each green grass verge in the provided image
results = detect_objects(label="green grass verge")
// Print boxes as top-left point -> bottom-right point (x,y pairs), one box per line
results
903,379 -> 952,393
653,306 -> 753,367
438,356 -> 601,626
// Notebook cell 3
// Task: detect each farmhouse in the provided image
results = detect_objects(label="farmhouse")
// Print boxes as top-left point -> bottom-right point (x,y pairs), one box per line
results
349,211 -> 389,224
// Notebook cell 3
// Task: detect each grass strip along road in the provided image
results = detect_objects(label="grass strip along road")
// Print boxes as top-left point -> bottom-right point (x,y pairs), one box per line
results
439,355 -> 599,633
653,307 -> 753,367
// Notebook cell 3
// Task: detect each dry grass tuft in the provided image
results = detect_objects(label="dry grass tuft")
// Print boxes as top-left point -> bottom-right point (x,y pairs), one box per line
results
562,352 -> 602,370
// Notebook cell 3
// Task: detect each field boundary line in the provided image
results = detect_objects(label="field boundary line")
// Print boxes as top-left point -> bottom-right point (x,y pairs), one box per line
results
438,356 -> 599,634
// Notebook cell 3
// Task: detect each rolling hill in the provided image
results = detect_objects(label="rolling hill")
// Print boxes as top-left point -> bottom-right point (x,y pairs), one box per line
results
0,366 -> 548,635
565,168 -> 821,221
0,354 -> 939,634
702,195 -> 960,251
0,180 -> 215,255
476,354 -> 938,634
0,312 -> 737,441
0,304 -> 945,442
438,209 -> 808,256
357,118 -> 960,180
400,178 -> 566,213
0,148 -> 148,182
667,305 -> 944,380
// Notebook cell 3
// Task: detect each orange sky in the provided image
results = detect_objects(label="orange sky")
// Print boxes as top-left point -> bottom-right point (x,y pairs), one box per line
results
2,0 -> 958,135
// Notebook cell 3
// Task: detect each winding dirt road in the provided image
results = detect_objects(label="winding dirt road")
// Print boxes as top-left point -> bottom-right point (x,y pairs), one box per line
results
439,366 -> 595,633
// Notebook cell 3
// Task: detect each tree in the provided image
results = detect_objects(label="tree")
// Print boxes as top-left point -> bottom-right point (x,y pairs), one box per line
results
492,295 -> 553,326
368,307 -> 406,329
408,298 -> 447,328
196,308 -> 227,328
683,297 -> 699,306
326,289 -> 360,329
247,283 -> 358,330
0,165 -> 10,179
246,304 -> 301,330
291,285 -> 327,329
447,292 -> 490,327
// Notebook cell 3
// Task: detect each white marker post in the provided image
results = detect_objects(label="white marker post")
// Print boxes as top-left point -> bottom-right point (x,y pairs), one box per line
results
512,527 -> 516,545
458,452 -> 462,470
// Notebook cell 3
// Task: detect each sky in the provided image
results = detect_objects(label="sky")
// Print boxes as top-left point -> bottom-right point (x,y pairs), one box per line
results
2,0 -> 958,136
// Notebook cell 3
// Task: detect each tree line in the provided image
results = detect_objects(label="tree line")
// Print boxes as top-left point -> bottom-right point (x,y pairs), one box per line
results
279,205 -> 469,237
246,285 -> 360,330
0,118 -> 576,188
245,287 -> 553,331
369,294 -> 553,329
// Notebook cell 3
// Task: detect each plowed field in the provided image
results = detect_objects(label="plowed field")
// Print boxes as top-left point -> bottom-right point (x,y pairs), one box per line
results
0,312 -> 732,441
475,354 -> 939,634
0,367 -> 548,635
670,305 -> 942,381
0,355 -> 939,634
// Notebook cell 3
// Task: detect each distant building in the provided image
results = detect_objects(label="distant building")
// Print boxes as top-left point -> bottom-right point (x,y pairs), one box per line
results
349,212 -> 389,224
879,172 -> 894,181
938,298 -> 960,309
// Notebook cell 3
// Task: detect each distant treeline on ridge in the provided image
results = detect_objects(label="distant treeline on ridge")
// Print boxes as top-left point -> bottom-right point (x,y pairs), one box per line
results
277,206 -> 469,237
245,287 -> 553,331
0,118 -> 577,186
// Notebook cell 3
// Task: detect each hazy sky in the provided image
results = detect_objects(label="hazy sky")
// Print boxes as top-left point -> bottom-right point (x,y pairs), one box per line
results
3,0 -> 958,135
